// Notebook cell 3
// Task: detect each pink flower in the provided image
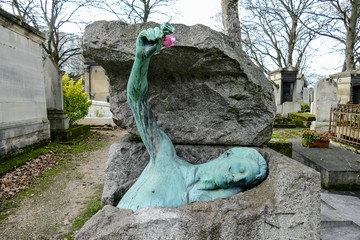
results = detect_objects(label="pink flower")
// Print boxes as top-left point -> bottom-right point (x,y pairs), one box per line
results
162,34 -> 175,48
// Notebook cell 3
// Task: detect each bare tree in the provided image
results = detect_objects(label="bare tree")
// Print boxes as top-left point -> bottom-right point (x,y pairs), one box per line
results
239,0 -> 320,74
221,0 -> 241,46
95,0 -> 177,23
2,0 -> 90,69
308,0 -> 360,71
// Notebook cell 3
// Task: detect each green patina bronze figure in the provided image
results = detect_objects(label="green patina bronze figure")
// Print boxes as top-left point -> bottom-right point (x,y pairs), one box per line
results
117,23 -> 268,211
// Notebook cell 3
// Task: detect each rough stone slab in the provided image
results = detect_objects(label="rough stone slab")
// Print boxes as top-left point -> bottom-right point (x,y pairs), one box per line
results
83,21 -> 276,146
291,138 -> 360,189
321,192 -> 360,240
80,144 -> 321,240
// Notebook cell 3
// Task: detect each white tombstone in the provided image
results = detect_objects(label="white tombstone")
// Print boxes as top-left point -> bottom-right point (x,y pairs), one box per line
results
295,79 -> 303,101
282,101 -> 301,117
303,88 -> 309,105
311,78 -> 338,130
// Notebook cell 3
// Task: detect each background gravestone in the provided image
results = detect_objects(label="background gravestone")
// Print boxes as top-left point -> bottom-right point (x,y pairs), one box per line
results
83,21 -> 276,146
311,78 -> 338,130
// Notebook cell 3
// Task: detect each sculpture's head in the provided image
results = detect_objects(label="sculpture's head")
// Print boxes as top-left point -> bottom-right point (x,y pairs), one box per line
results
213,148 -> 267,189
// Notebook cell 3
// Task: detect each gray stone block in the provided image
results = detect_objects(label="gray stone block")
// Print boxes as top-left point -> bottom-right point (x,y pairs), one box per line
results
321,192 -> 360,240
0,120 -> 50,157
78,145 -> 321,239
83,21 -> 276,146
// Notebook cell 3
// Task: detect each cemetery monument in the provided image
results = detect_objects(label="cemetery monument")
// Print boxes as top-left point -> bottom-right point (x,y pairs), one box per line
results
76,21 -> 321,239
117,23 -> 268,211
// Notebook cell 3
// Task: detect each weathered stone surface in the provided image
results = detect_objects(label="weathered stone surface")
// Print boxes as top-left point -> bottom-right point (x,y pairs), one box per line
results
78,147 -> 321,240
0,9 -> 50,157
101,135 -> 149,206
312,78 -> 338,122
83,21 -> 276,146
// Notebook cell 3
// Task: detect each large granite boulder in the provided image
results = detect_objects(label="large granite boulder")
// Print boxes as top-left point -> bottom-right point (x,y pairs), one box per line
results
83,21 -> 276,146
76,146 -> 321,239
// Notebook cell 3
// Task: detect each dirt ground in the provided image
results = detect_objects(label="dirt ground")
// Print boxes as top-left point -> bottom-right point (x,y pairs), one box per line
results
0,128 -> 126,239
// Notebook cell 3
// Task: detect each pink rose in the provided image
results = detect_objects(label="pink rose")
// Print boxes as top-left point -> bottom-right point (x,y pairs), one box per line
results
162,34 -> 175,48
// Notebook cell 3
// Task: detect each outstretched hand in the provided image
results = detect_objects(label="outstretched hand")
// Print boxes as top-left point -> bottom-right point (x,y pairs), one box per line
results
136,23 -> 175,60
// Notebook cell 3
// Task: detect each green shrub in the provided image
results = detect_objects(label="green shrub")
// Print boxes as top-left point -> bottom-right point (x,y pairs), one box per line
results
62,75 -> 92,126
301,103 -> 310,110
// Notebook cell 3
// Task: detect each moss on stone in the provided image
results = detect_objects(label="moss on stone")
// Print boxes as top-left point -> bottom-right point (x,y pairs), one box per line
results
273,123 -> 297,128
292,120 -> 312,128
322,182 -> 360,191
271,133 -> 287,141
129,134 -> 142,142
267,134 -> 292,158
51,124 -> 91,143
288,112 -> 316,121
0,140 -> 51,177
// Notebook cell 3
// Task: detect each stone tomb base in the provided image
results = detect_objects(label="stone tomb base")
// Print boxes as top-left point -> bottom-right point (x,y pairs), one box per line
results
0,120 -> 50,158
76,136 -> 321,239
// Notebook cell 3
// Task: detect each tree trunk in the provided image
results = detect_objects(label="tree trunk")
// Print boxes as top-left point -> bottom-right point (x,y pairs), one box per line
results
221,0 -> 241,47
344,0 -> 359,71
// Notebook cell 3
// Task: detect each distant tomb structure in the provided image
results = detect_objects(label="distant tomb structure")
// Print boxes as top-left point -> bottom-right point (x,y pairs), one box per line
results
43,57 -> 69,130
330,71 -> 360,104
269,67 -> 309,116
0,9 -> 50,157
83,58 -> 110,102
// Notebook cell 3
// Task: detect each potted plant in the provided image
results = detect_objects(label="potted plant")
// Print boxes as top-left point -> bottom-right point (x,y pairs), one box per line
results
302,129 -> 331,148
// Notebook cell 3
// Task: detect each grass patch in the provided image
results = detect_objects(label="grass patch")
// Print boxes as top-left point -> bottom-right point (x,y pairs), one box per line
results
0,145 -> 57,177
0,132 -> 105,178
274,128 -> 304,139
271,133 -> 287,141
0,132 -> 107,223
61,188 -> 103,240
59,185 -> 103,239
72,189 -> 102,231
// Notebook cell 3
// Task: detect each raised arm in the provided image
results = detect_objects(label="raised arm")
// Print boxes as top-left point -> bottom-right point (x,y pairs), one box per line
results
127,23 -> 175,160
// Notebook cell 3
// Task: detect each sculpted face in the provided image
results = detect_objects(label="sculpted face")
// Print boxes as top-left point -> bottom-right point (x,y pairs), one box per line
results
214,155 -> 260,189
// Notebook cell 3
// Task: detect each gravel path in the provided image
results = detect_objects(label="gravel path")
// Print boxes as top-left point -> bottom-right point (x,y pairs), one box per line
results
0,128 -> 126,239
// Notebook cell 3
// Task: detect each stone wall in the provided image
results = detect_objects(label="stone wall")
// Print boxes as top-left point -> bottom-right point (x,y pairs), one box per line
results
0,9 -> 50,157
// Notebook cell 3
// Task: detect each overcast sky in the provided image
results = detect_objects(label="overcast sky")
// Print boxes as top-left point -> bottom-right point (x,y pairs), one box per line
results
63,0 -> 341,79
3,0 -> 342,79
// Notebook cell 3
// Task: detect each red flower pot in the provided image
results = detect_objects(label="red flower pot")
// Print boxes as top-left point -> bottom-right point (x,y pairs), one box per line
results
302,140 -> 330,148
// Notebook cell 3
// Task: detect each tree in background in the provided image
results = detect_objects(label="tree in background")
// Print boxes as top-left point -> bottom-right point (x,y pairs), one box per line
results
62,75 -> 92,126
308,0 -> 359,71
239,0 -> 321,74
221,0 -> 241,47
94,0 -> 177,23
1,0 -> 90,70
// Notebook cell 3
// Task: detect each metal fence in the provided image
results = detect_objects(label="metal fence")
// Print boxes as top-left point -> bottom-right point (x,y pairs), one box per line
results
329,104 -> 360,146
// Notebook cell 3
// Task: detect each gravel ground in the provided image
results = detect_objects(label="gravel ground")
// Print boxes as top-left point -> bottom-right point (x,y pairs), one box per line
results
0,128 -> 126,239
